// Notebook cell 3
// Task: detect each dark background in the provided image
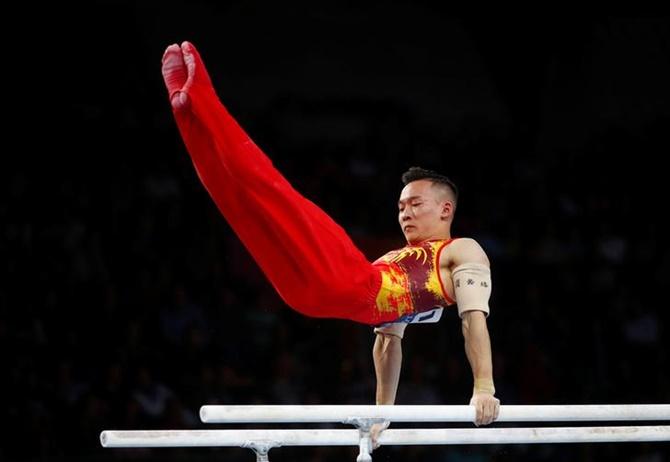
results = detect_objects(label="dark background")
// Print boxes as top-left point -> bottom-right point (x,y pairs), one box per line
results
2,4 -> 669,461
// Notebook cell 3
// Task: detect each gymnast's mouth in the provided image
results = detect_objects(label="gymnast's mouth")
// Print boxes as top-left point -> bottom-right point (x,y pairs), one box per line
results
403,225 -> 415,231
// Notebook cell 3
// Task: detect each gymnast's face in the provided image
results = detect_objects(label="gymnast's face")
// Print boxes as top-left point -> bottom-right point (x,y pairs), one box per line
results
398,179 -> 454,244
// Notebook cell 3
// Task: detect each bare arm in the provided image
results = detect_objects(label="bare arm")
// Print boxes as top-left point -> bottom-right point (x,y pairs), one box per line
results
370,332 -> 402,449
373,333 -> 402,405
462,310 -> 499,425
462,311 -> 493,386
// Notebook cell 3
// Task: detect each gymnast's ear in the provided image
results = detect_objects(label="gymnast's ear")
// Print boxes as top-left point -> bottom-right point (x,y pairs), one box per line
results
440,200 -> 455,220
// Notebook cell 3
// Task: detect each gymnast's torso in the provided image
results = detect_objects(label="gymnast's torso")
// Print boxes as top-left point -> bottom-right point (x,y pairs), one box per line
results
372,238 -> 458,320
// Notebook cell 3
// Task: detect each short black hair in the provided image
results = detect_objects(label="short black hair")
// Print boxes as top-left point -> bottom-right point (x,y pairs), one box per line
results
401,166 -> 459,202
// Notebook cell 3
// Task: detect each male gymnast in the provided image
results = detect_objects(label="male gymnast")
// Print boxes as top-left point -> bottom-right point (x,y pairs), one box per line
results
160,42 -> 500,444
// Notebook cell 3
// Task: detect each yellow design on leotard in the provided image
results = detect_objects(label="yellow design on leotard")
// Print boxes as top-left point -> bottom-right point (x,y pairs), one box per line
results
372,239 -> 454,322
388,246 -> 428,265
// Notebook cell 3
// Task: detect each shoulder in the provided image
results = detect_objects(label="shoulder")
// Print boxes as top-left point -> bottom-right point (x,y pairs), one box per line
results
446,237 -> 490,267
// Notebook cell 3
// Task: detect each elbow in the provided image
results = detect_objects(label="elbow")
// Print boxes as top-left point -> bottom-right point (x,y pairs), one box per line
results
461,319 -> 471,340
461,310 -> 486,339
378,332 -> 402,349
374,332 -> 402,360
461,311 -> 471,340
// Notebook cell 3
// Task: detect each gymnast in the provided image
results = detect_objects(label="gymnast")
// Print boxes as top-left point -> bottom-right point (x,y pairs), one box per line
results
161,41 -> 500,446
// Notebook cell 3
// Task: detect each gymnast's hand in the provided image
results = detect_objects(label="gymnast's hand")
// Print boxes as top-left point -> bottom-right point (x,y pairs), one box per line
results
370,420 -> 390,450
470,392 -> 500,426
161,41 -> 213,110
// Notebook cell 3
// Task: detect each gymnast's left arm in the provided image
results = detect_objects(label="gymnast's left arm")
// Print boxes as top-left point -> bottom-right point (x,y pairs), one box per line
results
462,310 -> 499,425
450,238 -> 500,426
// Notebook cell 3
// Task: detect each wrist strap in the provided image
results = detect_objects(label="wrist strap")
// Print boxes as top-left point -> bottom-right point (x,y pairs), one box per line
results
473,378 -> 495,395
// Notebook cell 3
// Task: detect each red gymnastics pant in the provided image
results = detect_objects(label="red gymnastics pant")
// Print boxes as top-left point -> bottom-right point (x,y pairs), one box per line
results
162,42 -> 388,325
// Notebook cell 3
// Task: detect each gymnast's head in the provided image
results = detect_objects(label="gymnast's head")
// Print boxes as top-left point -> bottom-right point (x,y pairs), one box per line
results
398,166 -> 458,244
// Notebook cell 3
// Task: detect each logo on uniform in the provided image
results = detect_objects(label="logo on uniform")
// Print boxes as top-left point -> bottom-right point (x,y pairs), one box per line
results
389,246 -> 428,265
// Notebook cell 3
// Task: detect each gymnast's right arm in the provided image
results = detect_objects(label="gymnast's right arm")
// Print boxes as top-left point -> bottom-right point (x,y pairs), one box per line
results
370,323 -> 406,449
373,331 -> 402,406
